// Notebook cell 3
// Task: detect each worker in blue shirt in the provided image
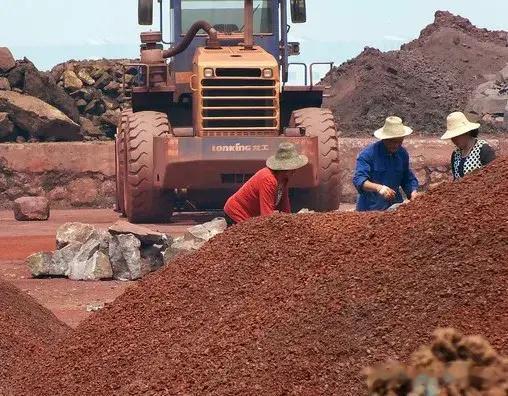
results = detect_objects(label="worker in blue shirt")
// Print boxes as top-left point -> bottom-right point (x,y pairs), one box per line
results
352,116 -> 420,212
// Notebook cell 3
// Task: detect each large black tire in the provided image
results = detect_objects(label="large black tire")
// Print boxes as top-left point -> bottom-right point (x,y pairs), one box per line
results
115,109 -> 131,215
289,107 -> 341,211
124,111 -> 174,223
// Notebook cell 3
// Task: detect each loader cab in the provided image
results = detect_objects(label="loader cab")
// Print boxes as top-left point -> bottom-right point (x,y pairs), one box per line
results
139,0 -> 307,79
172,0 -> 279,74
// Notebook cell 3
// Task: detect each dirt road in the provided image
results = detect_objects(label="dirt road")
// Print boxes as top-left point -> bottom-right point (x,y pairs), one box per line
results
0,209 -> 220,327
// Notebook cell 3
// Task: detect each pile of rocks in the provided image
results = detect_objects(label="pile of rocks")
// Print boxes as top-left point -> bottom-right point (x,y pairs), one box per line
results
365,328 -> 508,395
0,47 -> 137,142
0,48 -> 81,142
25,218 -> 227,281
467,63 -> 508,129
50,59 -> 137,140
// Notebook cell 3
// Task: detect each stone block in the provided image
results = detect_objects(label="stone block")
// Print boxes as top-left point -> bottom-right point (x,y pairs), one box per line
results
26,252 -> 62,277
109,220 -> 170,246
13,196 -> 50,221
56,222 -> 100,249
108,234 -> 143,281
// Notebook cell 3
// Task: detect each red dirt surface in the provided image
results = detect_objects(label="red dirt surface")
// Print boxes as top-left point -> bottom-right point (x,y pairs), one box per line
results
6,157 -> 507,395
324,11 -> 508,135
0,279 -> 70,393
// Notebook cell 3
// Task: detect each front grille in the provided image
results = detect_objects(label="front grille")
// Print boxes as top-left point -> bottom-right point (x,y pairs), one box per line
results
216,68 -> 261,77
200,70 -> 279,137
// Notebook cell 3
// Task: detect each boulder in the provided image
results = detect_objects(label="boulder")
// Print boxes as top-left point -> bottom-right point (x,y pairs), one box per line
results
100,109 -> 121,127
94,73 -> 113,90
51,241 -> 82,275
10,60 -> 81,123
80,116 -> 102,136
62,70 -> 83,91
77,69 -> 95,86
56,222 -> 100,249
140,244 -> 164,272
13,196 -> 50,221
0,47 -> 15,72
0,112 -> 14,139
90,67 -> 107,80
0,77 -> 10,90
84,99 -> 105,116
469,95 -> 508,115
0,90 -> 81,140
162,237 -> 198,262
25,252 -> 60,278
184,217 -> 227,244
70,88 -> 93,102
103,97 -> 120,110
108,220 -> 170,246
66,234 -> 112,280
76,99 -> 87,110
108,234 -> 146,280
163,218 -> 227,263
104,81 -> 121,94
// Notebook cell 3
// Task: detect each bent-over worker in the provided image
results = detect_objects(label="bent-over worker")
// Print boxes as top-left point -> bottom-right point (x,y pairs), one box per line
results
441,111 -> 496,180
352,116 -> 419,212
224,142 -> 308,224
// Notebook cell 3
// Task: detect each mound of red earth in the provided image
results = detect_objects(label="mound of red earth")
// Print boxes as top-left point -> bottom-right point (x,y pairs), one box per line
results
366,328 -> 508,394
323,11 -> 508,135
0,280 -> 70,393
6,158 -> 508,395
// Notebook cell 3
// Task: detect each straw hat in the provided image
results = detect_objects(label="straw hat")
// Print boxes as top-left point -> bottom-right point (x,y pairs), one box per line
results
266,142 -> 308,171
440,111 -> 480,140
374,116 -> 413,140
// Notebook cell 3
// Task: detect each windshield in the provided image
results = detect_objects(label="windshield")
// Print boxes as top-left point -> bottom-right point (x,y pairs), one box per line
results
181,0 -> 273,34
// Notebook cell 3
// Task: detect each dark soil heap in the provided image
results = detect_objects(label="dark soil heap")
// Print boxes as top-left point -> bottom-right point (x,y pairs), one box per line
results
7,158 -> 508,395
366,328 -> 508,394
323,11 -> 508,135
0,280 -> 70,392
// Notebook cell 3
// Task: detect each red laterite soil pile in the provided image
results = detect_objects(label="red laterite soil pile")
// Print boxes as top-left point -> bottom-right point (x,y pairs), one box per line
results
5,158 -> 508,395
365,328 -> 508,394
0,280 -> 70,394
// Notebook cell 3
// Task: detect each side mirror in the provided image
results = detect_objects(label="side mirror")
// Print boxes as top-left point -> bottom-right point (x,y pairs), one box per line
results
290,0 -> 306,23
138,0 -> 154,25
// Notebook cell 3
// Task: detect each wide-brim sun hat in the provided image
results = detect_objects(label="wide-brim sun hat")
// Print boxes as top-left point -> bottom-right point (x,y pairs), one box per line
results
440,111 -> 480,140
266,142 -> 309,171
374,116 -> 413,140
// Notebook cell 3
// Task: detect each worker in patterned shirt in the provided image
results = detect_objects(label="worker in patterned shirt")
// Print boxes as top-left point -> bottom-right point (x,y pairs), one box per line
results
224,142 -> 308,225
441,112 -> 496,180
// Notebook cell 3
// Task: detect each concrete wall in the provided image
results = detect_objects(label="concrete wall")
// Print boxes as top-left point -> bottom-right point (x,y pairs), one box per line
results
0,138 -> 506,208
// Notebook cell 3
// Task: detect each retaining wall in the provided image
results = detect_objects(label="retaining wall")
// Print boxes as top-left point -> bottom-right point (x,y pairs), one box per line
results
0,138 -> 506,208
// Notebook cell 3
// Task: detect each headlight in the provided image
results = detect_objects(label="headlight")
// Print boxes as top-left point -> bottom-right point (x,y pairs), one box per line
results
262,68 -> 273,78
204,68 -> 214,78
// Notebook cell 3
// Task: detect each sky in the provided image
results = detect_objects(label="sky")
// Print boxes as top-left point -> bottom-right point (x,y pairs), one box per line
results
1,0 -> 507,78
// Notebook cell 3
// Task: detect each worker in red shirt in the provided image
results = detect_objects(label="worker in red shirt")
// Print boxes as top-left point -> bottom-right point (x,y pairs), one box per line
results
224,142 -> 308,224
